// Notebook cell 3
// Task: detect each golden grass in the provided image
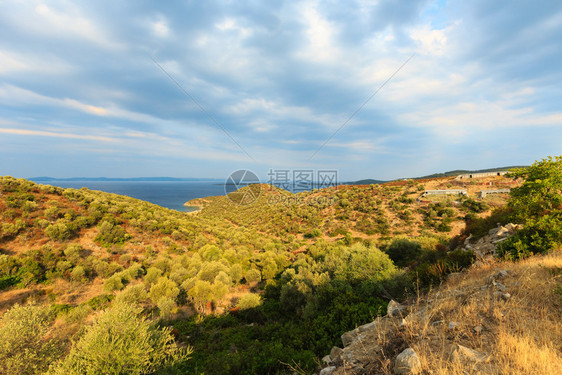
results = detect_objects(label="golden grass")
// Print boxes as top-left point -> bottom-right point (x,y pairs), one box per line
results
398,250 -> 562,374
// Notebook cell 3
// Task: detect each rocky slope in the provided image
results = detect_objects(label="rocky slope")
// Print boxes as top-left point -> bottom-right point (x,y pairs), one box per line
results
318,244 -> 562,374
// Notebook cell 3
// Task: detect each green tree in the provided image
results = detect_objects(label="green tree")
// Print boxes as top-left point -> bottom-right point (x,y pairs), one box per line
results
498,156 -> 562,259
50,302 -> 190,375
188,280 -> 214,311
245,268 -> 261,284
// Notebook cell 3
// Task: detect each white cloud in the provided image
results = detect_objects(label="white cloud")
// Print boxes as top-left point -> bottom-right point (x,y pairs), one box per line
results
410,25 -> 450,56
0,50 -> 71,74
31,3 -> 119,49
151,17 -> 170,38
296,4 -> 341,63
0,127 -> 118,143
225,97 -> 343,129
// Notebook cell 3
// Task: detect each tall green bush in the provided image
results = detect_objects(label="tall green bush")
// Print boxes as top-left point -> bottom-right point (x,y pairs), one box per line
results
50,302 -> 190,375
0,303 -> 61,375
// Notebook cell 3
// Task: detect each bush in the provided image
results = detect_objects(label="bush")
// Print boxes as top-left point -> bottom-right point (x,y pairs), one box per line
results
71,266 -> 87,282
45,223 -> 73,241
103,274 -> 125,293
149,277 -> 180,305
498,156 -> 562,258
245,268 -> 261,284
384,238 -> 422,268
0,303 -> 61,375
95,220 -> 129,245
115,284 -> 148,305
50,302 -> 190,375
238,293 -> 262,310
157,297 -> 177,319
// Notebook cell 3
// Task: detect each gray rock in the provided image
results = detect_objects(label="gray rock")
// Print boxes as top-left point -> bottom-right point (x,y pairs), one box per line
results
341,330 -> 358,347
492,281 -> 506,291
387,300 -> 407,318
394,348 -> 421,374
449,344 -> 488,363
495,227 -> 510,237
357,320 -> 376,333
322,355 -> 332,365
448,321 -> 459,329
330,346 -> 344,362
495,270 -> 509,278
473,325 -> 483,334
501,293 -> 511,301
320,366 -> 336,375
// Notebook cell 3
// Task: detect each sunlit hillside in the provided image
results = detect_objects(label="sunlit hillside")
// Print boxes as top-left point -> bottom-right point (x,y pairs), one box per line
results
2,160 -> 561,374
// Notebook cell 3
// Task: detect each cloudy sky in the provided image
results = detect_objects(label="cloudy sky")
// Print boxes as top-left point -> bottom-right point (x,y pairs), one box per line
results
1,0 -> 561,181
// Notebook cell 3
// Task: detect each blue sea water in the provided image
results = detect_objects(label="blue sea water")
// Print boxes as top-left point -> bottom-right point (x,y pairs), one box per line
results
33,181 -> 226,212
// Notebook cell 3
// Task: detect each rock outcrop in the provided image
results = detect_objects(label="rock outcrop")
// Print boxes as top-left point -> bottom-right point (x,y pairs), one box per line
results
462,223 -> 521,263
316,244 -> 523,374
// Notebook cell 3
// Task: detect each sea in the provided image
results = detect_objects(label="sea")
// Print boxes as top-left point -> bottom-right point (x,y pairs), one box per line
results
31,180 -> 227,212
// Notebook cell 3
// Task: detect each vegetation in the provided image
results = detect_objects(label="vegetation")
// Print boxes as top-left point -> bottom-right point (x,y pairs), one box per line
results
0,303 -> 61,375
1,160 -> 556,374
50,302 -> 190,375
498,156 -> 562,259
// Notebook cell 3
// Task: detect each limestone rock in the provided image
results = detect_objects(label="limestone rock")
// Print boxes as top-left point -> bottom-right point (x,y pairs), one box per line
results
322,355 -> 332,365
330,347 -> 344,362
492,281 -> 506,291
341,330 -> 358,347
387,300 -> 406,318
320,366 -> 336,375
495,226 -> 510,237
449,344 -> 488,363
393,348 -> 421,374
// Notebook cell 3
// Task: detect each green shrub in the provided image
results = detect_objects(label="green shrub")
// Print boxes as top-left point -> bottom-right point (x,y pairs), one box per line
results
71,266 -> 87,282
157,297 -> 177,319
144,267 -> 163,288
149,277 -> 180,305
114,284 -> 148,305
64,244 -> 82,264
103,274 -> 125,293
0,303 -> 61,375
95,220 -> 129,245
245,268 -> 261,284
50,302 -> 190,375
498,156 -> 562,258
384,238 -> 422,268
87,294 -> 114,310
22,200 -> 38,212
45,223 -> 73,241
237,293 -> 262,310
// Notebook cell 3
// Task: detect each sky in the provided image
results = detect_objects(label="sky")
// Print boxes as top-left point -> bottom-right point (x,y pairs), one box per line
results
0,0 -> 561,181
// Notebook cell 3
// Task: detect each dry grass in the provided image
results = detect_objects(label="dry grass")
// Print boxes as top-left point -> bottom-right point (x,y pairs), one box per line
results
400,250 -> 562,374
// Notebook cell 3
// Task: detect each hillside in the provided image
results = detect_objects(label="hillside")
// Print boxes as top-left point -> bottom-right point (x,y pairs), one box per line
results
319,249 -> 562,374
2,159 -> 562,374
